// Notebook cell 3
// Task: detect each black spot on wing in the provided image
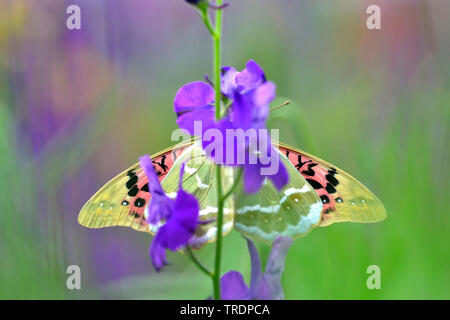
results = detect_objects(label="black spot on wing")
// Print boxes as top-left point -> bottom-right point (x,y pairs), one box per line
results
126,175 -> 138,189
325,183 -> 337,194
302,163 -> 318,176
127,185 -> 139,197
328,168 -> 338,175
140,183 -> 149,192
320,195 -> 330,204
325,173 -> 339,187
153,155 -> 169,173
132,212 -> 141,218
134,198 -> 146,208
295,155 -> 312,171
306,178 -> 323,190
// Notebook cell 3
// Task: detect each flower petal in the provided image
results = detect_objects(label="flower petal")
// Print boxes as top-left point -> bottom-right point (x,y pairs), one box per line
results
252,81 -> 276,123
220,271 -> 250,300
139,155 -> 174,224
154,189 -> 199,252
172,189 -> 199,235
176,106 -> 215,136
245,238 -> 262,296
173,81 -> 215,113
243,163 -> 265,194
174,81 -> 215,135
139,155 -> 164,195
269,162 -> 288,191
149,236 -> 170,272
261,235 -> 293,300
255,280 -> 272,300
254,81 -> 276,108
201,118 -> 242,166
221,66 -> 237,97
147,199 -> 174,226
231,90 -> 254,131
235,60 -> 266,93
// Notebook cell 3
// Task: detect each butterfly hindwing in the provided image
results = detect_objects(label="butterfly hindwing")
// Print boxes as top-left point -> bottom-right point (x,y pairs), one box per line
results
276,142 -> 387,226
234,149 -> 323,243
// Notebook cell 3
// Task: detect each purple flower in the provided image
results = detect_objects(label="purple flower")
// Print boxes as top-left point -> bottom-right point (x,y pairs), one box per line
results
173,60 -> 289,193
173,81 -> 216,135
139,155 -> 200,271
139,155 -> 174,225
185,0 -> 229,10
221,60 -> 266,96
174,60 -> 267,133
185,0 -> 203,4
220,236 -> 293,300
203,84 -> 288,193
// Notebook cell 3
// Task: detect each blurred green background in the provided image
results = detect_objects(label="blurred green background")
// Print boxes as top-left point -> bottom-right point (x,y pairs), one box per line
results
0,0 -> 448,299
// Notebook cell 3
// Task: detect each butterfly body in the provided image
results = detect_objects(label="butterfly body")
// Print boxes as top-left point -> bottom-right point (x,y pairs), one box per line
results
78,139 -> 386,247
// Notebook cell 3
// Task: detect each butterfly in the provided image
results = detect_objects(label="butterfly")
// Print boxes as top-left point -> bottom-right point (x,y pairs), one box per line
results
78,139 -> 386,248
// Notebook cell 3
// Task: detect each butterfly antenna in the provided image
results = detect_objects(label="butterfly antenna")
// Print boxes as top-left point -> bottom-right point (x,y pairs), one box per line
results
270,100 -> 291,112
204,74 -> 214,87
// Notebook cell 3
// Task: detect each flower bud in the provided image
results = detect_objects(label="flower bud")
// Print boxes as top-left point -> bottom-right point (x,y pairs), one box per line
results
184,0 -> 208,13
185,0 -> 205,7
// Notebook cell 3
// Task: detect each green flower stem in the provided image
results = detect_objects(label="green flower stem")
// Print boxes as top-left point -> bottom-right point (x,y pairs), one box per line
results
186,245 -> 214,278
213,165 -> 224,300
213,4 -> 222,119
200,11 -> 216,37
212,0 -> 224,300
198,0 -> 228,300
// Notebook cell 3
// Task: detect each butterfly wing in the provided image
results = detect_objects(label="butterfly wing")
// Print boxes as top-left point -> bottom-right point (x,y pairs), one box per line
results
78,139 -> 234,249
77,140 -> 193,233
276,142 -> 387,226
159,141 -> 235,249
79,136 -> 386,246
234,149 -> 323,243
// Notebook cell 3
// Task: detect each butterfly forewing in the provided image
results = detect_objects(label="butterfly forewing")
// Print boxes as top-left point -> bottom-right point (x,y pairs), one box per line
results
77,140 -> 193,232
276,142 -> 387,226
234,149 -> 323,243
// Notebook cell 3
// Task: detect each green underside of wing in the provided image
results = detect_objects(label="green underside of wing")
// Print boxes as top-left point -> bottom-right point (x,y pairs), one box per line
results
233,150 -> 323,244
159,144 -> 324,246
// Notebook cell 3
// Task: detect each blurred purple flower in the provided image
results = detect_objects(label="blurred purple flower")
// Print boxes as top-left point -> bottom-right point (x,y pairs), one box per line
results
139,156 -> 200,271
221,236 -> 293,300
